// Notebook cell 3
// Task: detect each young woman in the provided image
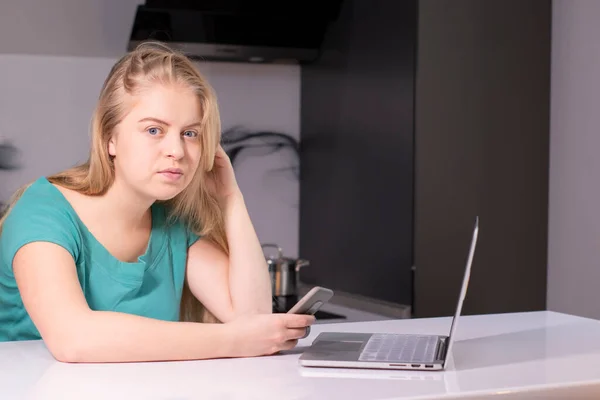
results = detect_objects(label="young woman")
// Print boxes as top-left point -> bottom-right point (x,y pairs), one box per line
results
0,42 -> 314,362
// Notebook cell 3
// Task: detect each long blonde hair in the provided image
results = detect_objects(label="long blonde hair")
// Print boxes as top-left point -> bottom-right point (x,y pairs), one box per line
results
0,41 -> 226,323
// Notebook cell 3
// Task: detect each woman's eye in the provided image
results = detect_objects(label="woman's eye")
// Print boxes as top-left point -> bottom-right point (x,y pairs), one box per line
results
183,130 -> 198,138
147,127 -> 160,135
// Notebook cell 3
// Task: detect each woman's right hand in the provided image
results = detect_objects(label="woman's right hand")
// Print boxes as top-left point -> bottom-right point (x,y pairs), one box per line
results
225,313 -> 316,357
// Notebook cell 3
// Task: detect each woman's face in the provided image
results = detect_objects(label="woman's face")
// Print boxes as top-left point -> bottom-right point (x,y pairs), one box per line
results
108,83 -> 203,201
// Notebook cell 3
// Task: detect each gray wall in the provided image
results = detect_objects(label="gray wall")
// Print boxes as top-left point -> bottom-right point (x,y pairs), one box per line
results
547,0 -> 600,319
0,0 -> 143,58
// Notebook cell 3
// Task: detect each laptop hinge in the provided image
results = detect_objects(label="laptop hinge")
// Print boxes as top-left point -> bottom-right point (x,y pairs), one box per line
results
435,337 -> 448,362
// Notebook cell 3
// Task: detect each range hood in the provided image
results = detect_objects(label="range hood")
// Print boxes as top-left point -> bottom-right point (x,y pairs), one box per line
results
128,0 -> 343,64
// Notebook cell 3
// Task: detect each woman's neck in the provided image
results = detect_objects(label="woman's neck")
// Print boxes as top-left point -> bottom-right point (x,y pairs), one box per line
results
97,178 -> 154,231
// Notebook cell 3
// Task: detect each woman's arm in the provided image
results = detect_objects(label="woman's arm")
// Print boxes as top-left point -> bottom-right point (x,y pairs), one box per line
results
14,242 -> 233,363
186,191 -> 272,323
223,191 -> 272,314
14,241 -> 311,363
186,146 -> 272,322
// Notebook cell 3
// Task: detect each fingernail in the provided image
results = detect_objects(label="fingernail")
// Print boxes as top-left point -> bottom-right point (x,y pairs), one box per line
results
301,326 -> 311,338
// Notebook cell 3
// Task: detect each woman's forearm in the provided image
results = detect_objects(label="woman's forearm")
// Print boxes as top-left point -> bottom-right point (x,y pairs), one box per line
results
55,310 -> 235,363
222,191 -> 272,315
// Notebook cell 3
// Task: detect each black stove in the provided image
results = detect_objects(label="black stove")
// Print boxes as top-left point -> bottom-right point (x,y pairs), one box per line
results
272,295 -> 346,320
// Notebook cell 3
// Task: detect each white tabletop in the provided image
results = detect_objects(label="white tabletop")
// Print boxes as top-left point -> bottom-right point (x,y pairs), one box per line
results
3,311 -> 600,399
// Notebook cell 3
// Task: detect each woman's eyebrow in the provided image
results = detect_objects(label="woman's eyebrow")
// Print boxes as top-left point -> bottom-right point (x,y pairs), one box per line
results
138,117 -> 201,129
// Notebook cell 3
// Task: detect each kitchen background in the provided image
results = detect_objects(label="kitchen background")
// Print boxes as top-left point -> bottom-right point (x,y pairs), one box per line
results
0,0 -> 599,323
0,1 -> 302,258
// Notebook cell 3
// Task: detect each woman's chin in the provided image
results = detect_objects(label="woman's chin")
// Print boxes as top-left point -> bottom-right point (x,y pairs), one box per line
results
151,185 -> 186,201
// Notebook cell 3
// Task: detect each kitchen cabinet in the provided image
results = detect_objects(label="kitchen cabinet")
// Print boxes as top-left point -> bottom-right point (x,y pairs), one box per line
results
299,0 -> 551,318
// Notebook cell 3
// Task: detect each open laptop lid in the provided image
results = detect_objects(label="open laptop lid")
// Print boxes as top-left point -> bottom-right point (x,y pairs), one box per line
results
443,216 -> 479,368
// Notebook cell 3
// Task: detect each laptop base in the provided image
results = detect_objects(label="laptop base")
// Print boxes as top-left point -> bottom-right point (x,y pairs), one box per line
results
299,332 -> 447,371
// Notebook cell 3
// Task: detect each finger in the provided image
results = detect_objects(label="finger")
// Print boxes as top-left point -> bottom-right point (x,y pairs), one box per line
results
280,339 -> 298,351
216,144 -> 229,157
213,146 -> 225,159
284,314 -> 316,328
286,327 -> 310,341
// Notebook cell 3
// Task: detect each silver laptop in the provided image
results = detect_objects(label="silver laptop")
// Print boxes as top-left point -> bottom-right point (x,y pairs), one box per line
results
299,217 -> 479,371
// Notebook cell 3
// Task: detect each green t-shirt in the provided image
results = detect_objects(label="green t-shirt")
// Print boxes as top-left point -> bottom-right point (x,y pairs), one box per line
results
0,177 -> 200,342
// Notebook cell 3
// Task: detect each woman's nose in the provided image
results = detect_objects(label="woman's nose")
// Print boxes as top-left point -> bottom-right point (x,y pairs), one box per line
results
164,133 -> 185,159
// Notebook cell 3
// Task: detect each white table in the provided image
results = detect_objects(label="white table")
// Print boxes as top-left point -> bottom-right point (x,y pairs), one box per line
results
3,311 -> 600,399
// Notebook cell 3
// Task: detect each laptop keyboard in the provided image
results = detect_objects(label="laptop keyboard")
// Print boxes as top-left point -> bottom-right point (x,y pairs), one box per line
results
358,333 -> 439,363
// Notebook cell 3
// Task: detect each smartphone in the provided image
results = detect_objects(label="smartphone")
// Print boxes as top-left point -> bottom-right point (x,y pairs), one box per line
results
287,286 -> 334,315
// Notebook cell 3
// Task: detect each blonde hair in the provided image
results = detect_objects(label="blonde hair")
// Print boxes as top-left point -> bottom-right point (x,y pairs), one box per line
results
0,41 -> 226,323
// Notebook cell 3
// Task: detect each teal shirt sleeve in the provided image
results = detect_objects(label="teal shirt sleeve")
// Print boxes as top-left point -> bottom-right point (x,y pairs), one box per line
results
187,229 -> 201,247
0,191 -> 80,273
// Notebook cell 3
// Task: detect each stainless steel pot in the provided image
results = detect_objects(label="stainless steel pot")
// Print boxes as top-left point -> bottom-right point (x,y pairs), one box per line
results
262,243 -> 310,297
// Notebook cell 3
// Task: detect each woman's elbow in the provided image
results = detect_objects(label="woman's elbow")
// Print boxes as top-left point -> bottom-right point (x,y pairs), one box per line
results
43,325 -> 91,363
47,337 -> 86,363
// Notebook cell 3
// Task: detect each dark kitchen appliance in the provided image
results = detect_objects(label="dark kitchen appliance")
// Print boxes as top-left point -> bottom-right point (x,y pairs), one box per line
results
128,0 -> 344,64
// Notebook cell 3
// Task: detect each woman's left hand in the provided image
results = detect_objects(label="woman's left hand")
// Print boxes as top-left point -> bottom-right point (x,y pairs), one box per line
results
206,145 -> 241,203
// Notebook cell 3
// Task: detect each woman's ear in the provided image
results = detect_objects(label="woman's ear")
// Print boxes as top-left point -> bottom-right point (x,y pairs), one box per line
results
108,136 -> 116,157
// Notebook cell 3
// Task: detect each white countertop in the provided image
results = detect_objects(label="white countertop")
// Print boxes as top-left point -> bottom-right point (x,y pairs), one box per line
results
4,311 -> 600,399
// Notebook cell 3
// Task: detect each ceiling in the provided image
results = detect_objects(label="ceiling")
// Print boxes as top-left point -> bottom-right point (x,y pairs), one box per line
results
0,0 -> 143,58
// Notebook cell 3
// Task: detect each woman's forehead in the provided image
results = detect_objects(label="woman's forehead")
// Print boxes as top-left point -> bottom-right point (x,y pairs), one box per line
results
124,84 -> 202,125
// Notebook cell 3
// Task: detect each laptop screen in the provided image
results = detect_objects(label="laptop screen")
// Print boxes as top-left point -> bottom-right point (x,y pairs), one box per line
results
443,216 -> 479,367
